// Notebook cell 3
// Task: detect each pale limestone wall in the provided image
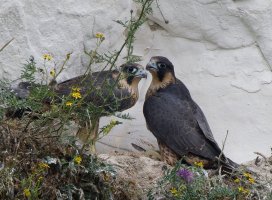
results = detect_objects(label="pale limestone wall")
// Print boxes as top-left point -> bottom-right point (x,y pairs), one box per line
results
1,0 -> 272,163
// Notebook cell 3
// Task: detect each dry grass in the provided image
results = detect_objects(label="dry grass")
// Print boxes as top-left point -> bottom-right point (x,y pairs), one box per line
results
0,119 -> 115,199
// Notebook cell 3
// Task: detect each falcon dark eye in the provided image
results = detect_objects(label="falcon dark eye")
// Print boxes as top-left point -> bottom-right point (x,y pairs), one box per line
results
157,63 -> 166,68
128,67 -> 137,73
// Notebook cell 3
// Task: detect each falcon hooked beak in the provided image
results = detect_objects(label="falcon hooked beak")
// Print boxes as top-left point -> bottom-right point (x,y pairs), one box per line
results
135,68 -> 148,78
146,59 -> 158,71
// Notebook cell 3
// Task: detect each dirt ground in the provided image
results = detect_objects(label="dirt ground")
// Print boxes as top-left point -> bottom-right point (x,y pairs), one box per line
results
99,151 -> 272,200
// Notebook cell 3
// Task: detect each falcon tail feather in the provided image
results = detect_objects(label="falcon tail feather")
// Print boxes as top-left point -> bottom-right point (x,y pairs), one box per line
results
221,157 -> 256,178
225,157 -> 239,169
222,157 -> 239,172
216,155 -> 240,175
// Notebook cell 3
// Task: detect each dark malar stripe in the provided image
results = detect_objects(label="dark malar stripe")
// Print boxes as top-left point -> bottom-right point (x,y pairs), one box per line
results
127,76 -> 134,85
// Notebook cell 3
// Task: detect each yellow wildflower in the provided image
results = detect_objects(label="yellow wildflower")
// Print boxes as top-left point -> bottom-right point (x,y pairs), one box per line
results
38,176 -> 43,182
243,172 -> 251,178
71,92 -> 82,99
95,32 -> 105,40
71,86 -> 81,92
238,186 -> 244,192
50,69 -> 56,77
170,187 -> 179,197
23,188 -> 31,197
238,186 -> 250,194
194,161 -> 204,168
38,162 -> 50,169
74,155 -> 82,165
248,177 -> 255,184
43,54 -> 52,61
66,101 -> 73,107
234,178 -> 240,183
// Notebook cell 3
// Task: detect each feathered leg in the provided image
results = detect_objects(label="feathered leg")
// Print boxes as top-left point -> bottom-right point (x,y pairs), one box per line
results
77,118 -> 100,154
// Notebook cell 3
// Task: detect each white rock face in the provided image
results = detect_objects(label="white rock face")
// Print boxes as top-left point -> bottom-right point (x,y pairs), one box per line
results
1,0 -> 272,163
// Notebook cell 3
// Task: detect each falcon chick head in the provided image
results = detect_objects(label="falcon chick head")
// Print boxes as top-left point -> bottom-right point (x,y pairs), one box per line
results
146,56 -> 175,82
120,63 -> 147,85
146,56 -> 176,85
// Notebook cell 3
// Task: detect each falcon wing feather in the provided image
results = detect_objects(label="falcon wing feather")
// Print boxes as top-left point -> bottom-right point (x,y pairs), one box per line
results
56,70 -> 134,112
143,85 -> 221,160
175,80 -> 222,151
192,101 -> 222,152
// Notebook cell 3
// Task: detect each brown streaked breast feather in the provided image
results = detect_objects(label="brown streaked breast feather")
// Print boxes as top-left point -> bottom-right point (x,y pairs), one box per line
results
158,141 -> 180,166
158,141 -> 215,168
